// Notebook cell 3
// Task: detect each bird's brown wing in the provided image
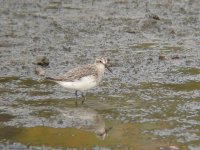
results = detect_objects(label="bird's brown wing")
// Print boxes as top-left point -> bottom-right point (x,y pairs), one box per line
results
49,64 -> 97,82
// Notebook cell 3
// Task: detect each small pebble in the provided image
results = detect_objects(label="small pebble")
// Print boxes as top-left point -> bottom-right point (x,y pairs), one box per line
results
35,67 -> 45,76
36,56 -> 49,67
159,55 -> 166,60
171,56 -> 180,59
149,13 -> 160,20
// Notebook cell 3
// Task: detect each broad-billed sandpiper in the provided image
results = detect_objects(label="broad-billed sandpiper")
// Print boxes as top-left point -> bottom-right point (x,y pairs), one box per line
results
46,57 -> 112,105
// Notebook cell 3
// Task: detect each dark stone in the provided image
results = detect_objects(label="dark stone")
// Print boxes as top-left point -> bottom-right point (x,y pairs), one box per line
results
36,56 -> 49,67
159,55 -> 166,60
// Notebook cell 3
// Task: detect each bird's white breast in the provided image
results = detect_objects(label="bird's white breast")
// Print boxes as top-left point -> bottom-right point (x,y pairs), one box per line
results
56,75 -> 98,92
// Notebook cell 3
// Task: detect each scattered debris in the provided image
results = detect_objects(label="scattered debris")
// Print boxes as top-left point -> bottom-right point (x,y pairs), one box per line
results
149,13 -> 160,20
35,67 -> 45,76
171,56 -> 180,59
36,56 -> 49,67
159,55 -> 166,60
170,29 -> 175,34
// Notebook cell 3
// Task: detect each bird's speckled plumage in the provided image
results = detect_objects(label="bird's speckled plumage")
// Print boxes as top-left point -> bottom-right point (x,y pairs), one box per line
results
46,57 -> 111,105
47,57 -> 108,83
49,64 -> 98,82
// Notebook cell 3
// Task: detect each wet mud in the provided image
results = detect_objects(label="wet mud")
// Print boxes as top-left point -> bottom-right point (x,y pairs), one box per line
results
0,0 -> 200,149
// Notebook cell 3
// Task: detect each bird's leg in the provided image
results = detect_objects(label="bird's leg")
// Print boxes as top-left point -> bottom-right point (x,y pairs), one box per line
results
75,90 -> 78,106
81,92 -> 86,104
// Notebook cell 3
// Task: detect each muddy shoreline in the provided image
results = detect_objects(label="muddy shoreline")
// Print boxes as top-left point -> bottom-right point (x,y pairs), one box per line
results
0,0 -> 200,149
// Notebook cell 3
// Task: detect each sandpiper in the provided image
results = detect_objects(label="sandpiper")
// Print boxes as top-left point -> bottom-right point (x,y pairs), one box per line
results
46,57 -> 112,105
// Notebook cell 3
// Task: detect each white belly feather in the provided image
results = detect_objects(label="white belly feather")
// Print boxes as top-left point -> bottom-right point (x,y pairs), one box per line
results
56,75 -> 98,92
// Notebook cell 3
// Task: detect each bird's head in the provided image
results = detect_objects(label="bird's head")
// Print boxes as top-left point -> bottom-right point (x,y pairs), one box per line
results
95,57 -> 112,73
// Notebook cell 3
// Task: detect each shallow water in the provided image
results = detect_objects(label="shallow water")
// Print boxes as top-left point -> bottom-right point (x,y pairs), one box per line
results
0,0 -> 200,150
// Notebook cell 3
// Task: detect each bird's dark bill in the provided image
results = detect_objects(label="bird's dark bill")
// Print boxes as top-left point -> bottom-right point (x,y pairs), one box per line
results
105,65 -> 112,73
